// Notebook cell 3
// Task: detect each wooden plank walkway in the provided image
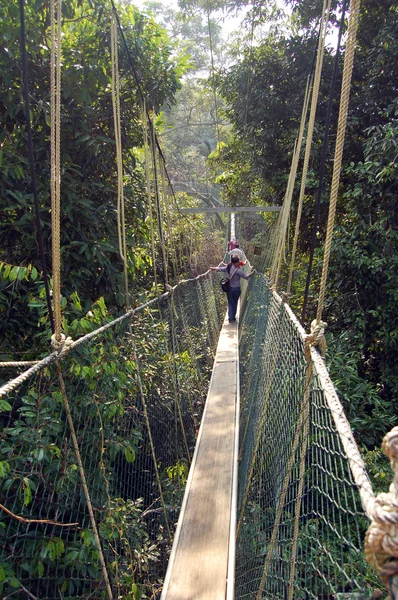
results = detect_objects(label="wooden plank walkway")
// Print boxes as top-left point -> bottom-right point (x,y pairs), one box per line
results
161,312 -> 239,600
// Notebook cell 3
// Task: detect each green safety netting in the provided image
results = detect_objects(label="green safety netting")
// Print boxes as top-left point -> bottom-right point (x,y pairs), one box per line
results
0,275 -> 224,598
237,270 -> 379,599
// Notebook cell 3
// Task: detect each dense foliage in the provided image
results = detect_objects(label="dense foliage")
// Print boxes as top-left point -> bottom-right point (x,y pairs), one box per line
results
208,0 -> 398,450
0,0 -> 193,358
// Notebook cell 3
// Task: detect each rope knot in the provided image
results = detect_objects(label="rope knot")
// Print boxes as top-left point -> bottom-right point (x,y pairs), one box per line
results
51,333 -> 73,356
365,427 -> 398,586
280,291 -> 289,304
304,320 -> 327,359
383,427 -> 398,473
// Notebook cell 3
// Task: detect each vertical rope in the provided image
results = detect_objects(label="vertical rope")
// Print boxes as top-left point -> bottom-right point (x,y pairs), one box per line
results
301,0 -> 348,321
111,13 -> 129,306
236,300 -> 284,538
19,0 -> 55,333
287,358 -> 312,600
255,354 -> 312,600
316,0 -> 361,322
150,124 -> 168,289
287,0 -> 331,294
56,364 -> 113,600
142,103 -> 158,290
130,331 -> 172,541
50,0 -> 62,341
270,76 -> 311,286
162,163 -> 179,282
207,9 -> 220,144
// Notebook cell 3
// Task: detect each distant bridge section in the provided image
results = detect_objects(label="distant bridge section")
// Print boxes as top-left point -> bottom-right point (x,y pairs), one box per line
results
179,206 -> 281,213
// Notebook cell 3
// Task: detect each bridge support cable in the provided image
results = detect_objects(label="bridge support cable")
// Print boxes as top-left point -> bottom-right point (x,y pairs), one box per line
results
301,0 -> 349,321
285,0 -> 332,294
50,0 -> 63,342
270,75 -> 311,287
18,0 -> 55,333
316,0 -> 361,324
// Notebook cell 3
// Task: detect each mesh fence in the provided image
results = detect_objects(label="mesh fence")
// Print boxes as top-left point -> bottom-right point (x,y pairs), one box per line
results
236,273 -> 379,600
0,274 -> 225,599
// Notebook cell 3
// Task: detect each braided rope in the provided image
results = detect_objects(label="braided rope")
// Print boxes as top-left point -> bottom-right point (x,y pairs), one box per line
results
287,0 -> 331,294
0,361 -> 40,368
111,14 -> 130,307
150,125 -> 168,289
288,364 -> 311,600
56,365 -> 113,600
271,75 -> 311,286
142,102 -> 158,290
236,298 -> 284,538
129,327 -> 172,541
316,0 -> 361,322
50,0 -> 62,341
255,358 -> 311,600
365,428 -> 398,587
162,162 -> 179,281
0,271 -> 213,399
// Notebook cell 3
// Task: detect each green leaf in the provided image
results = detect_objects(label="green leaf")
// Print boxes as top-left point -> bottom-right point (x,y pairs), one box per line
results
9,266 -> 19,281
30,267 -> 38,281
37,561 -> 44,577
124,445 -> 136,464
9,577 -> 20,588
17,267 -> 27,280
0,400 -> 12,412
0,462 -> 10,478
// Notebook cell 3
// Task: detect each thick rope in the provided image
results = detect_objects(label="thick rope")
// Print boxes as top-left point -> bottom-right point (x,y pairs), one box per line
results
236,297 -> 285,538
19,0 -> 55,333
288,333 -> 314,600
162,162 -> 179,283
286,0 -> 331,294
50,0 -> 62,341
316,0 -> 361,322
129,332 -> 172,542
255,357 -> 312,600
301,0 -> 348,321
168,294 -> 192,462
0,271 -> 212,397
270,75 -> 311,286
365,427 -> 398,589
56,364 -> 113,600
150,124 -> 168,289
111,13 -> 129,306
280,292 -> 377,517
0,361 -> 40,368
142,102 -> 158,290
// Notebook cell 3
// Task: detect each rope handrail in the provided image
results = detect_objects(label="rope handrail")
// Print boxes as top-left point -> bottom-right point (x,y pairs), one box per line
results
269,282 -> 376,519
0,270 -> 214,399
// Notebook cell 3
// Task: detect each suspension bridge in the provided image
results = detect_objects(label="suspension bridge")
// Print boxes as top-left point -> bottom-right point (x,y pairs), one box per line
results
1,0 -> 398,597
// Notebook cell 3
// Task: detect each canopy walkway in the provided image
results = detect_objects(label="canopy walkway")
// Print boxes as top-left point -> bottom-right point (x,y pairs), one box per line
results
1,0 -> 397,597
0,258 -> 396,599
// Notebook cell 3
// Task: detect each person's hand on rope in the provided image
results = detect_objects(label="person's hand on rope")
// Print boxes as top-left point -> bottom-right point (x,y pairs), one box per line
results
249,269 -> 256,277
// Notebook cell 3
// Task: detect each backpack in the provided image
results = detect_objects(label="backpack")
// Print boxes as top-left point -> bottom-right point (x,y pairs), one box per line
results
220,264 -> 238,293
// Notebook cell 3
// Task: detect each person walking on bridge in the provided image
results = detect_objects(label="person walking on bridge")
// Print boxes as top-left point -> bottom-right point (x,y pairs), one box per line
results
210,255 -> 256,322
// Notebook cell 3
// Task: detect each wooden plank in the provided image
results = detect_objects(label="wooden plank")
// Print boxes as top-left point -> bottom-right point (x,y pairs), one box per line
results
162,313 -> 239,600
179,206 -> 281,214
